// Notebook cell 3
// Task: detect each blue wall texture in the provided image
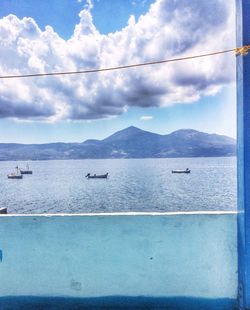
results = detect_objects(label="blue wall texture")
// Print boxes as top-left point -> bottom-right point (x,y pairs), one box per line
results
0,213 -> 237,309
237,0 -> 250,309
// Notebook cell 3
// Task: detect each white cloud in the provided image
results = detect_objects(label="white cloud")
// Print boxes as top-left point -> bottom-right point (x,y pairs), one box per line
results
77,0 -> 93,10
80,0 -> 93,10
140,115 -> 153,120
0,0 -> 235,121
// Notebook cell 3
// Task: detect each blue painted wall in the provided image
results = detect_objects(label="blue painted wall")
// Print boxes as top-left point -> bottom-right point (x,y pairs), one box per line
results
0,213 -> 237,300
237,0 -> 250,308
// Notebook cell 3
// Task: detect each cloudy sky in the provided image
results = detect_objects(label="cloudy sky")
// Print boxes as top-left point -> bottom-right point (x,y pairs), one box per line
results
0,0 -> 236,143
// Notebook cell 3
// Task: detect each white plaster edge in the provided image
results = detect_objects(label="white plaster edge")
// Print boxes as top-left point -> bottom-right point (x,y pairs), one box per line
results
0,211 -> 237,217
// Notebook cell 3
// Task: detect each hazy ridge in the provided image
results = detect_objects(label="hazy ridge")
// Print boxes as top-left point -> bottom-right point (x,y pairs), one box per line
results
0,126 -> 236,160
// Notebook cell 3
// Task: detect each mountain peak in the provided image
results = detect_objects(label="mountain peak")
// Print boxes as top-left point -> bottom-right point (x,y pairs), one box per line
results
123,126 -> 143,132
103,126 -> 146,142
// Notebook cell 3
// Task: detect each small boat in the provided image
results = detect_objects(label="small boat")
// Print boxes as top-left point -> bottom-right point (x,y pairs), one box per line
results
85,173 -> 108,179
172,168 -> 191,174
20,164 -> 32,175
8,166 -> 23,179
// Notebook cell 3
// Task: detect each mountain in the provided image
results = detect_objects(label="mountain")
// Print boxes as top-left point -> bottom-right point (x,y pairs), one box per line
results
0,127 -> 236,161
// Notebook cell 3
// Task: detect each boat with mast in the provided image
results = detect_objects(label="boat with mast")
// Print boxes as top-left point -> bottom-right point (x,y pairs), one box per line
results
20,164 -> 32,175
8,166 -> 23,179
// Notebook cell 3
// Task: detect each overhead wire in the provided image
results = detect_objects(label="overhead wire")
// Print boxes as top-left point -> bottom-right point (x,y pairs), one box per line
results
0,45 -> 249,79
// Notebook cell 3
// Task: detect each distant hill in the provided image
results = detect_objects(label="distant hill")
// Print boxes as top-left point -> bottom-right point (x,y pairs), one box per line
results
0,126 -> 236,160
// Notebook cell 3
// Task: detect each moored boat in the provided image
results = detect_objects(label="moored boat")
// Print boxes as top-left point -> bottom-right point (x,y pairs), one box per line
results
172,168 -> 191,174
20,164 -> 32,174
8,166 -> 23,179
85,173 -> 108,179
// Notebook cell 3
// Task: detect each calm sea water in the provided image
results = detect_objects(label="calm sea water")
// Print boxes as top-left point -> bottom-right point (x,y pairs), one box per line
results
0,157 -> 236,214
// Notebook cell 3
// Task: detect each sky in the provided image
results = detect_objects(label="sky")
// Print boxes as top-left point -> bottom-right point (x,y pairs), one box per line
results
0,0 -> 236,143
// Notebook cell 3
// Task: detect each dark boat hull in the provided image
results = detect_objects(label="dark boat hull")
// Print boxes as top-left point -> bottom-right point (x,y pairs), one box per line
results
172,170 -> 191,174
8,175 -> 23,179
87,175 -> 108,179
20,171 -> 33,174
86,173 -> 108,179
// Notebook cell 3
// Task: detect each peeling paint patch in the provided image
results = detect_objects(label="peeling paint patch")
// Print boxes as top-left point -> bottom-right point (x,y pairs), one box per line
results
70,280 -> 82,291
0,250 -> 2,262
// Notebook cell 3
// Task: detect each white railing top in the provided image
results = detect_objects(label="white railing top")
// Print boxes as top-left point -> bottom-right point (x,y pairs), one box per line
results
0,211 -> 237,217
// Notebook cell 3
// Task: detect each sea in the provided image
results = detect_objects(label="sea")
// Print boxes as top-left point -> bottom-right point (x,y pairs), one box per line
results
0,157 -> 236,214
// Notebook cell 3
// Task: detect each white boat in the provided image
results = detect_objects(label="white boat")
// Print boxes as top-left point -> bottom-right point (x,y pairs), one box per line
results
8,166 -> 23,179
20,164 -> 32,175
172,168 -> 191,174
85,173 -> 108,179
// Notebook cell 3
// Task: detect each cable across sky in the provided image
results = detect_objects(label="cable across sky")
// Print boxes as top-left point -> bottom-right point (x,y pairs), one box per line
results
0,46 -> 249,79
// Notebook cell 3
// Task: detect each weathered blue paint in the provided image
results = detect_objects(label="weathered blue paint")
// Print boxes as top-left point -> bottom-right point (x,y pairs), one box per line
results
237,0 -> 250,309
0,250 -> 2,262
0,213 -> 237,302
0,296 -> 238,310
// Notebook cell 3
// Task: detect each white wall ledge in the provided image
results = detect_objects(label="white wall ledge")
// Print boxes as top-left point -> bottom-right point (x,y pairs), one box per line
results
0,210 -> 237,217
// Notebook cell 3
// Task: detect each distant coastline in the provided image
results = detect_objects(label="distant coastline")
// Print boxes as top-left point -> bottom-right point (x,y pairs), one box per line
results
0,126 -> 236,161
